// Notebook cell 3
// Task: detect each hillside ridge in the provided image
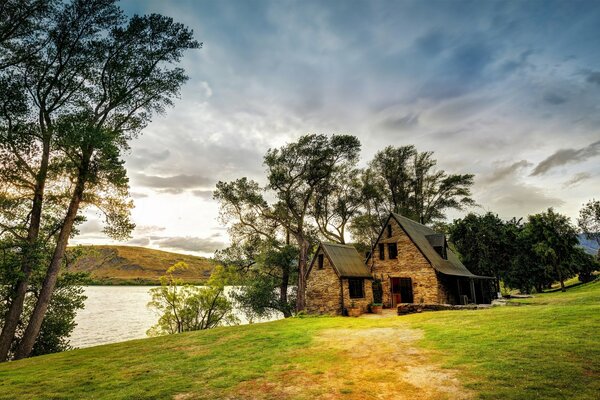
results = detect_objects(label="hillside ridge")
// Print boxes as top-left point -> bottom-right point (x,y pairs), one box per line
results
67,245 -> 214,284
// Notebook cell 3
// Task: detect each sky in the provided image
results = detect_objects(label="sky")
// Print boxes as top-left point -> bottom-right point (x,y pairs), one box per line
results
72,0 -> 600,257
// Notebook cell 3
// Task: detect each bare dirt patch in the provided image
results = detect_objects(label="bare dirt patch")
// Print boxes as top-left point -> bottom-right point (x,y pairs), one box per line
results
234,325 -> 473,400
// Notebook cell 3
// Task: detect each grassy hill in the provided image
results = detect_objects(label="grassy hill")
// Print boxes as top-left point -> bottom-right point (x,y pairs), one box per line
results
67,245 -> 214,285
1,281 -> 598,399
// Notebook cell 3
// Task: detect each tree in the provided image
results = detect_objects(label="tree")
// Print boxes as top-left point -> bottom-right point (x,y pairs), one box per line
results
214,178 -> 297,318
147,263 -> 238,336
265,134 -> 361,311
348,168 -> 387,251
0,0 -> 200,360
0,0 -> 53,70
311,166 -> 364,244
448,213 -> 517,289
522,208 -> 580,292
367,145 -> 475,224
578,199 -> 600,258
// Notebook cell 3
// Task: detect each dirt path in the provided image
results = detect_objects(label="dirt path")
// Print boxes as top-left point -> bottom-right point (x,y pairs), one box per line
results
234,323 -> 472,400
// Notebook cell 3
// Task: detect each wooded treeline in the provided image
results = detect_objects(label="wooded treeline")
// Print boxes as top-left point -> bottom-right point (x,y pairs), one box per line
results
0,0 -> 199,361
447,206 -> 599,294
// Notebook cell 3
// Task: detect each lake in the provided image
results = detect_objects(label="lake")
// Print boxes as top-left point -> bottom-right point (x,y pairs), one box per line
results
71,286 -> 282,349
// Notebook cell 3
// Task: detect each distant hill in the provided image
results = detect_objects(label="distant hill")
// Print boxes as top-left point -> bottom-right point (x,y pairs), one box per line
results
67,245 -> 214,285
578,234 -> 599,256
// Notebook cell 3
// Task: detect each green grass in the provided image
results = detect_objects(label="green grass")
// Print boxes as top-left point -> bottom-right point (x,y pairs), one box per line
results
1,281 -> 598,399
409,280 -> 600,399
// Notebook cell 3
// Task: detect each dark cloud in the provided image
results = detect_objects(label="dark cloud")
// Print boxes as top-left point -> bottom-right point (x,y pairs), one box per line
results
127,237 -> 151,246
126,148 -> 170,170
134,225 -> 166,235
381,113 -> 419,131
543,92 -> 567,105
413,30 -> 445,56
130,192 -> 149,199
531,140 -> 600,176
586,71 -> 600,85
480,183 -> 565,219
132,173 -> 213,191
191,189 -> 214,200
483,160 -> 532,184
563,172 -> 592,188
153,236 -> 226,253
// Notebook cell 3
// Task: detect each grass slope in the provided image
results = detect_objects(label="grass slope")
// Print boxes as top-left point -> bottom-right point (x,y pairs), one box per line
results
68,245 -> 214,284
1,281 -> 598,399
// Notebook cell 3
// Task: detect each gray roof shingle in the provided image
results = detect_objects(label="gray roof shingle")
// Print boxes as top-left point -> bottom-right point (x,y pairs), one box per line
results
319,242 -> 372,278
390,213 -> 492,278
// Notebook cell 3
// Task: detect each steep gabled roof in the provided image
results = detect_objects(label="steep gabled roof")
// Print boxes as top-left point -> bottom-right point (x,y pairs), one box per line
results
308,242 -> 372,279
369,213 -> 493,279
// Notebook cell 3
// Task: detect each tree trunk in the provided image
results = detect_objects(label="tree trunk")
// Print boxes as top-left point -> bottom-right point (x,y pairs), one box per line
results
0,135 -> 50,362
13,163 -> 87,360
556,263 -> 565,292
280,263 -> 291,318
295,237 -> 309,312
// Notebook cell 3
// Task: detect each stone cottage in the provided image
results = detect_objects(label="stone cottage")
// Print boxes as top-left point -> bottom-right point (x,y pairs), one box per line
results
305,212 -> 495,315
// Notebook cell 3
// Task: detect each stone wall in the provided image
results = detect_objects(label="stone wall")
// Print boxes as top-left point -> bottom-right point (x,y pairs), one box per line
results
369,217 -> 447,306
341,277 -> 373,313
305,249 -> 342,314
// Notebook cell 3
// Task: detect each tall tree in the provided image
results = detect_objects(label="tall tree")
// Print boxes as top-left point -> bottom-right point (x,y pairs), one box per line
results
448,212 -> 517,290
522,208 -> 580,292
311,166 -> 363,244
12,8 -> 199,359
0,0 -> 125,361
0,0 -> 53,70
264,134 -> 361,311
367,145 -> 475,224
214,178 -> 297,318
578,199 -> 600,258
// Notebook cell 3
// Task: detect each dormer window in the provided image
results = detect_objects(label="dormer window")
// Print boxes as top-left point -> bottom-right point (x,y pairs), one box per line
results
433,245 -> 447,260
426,234 -> 447,260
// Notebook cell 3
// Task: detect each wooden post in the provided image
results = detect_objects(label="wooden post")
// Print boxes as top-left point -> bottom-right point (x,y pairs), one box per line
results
469,278 -> 477,304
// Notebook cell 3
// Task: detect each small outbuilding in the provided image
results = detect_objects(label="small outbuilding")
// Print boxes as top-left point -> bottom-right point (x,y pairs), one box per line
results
305,242 -> 373,315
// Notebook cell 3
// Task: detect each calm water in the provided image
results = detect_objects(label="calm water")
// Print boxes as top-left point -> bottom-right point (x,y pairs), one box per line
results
71,286 -> 282,349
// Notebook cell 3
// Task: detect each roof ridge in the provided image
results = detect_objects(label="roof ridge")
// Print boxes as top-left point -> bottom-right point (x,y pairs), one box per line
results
322,242 -> 356,248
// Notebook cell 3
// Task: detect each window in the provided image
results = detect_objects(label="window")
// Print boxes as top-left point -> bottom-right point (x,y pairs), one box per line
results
348,278 -> 364,298
434,245 -> 447,260
378,243 -> 385,260
388,243 -> 398,259
387,224 -> 392,238
317,254 -> 324,269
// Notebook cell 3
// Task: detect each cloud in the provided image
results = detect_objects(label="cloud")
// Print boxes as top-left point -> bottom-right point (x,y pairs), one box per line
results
125,148 -> 171,170
77,219 -> 103,235
531,140 -> 600,175
127,237 -> 151,246
134,225 -> 166,235
132,173 -> 213,192
478,183 -> 565,219
586,71 -> 600,85
381,112 -> 419,131
191,189 -> 214,200
543,92 -> 567,105
482,160 -> 532,184
153,236 -> 226,253
563,172 -> 592,188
